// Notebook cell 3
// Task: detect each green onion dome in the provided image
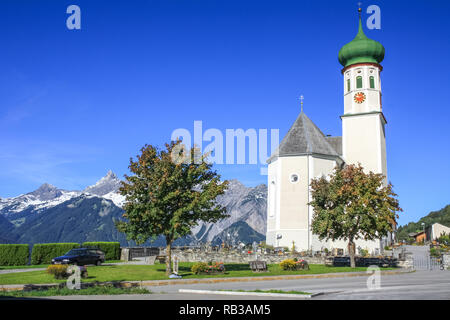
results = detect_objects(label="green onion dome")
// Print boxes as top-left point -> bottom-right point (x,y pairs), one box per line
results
338,16 -> 385,68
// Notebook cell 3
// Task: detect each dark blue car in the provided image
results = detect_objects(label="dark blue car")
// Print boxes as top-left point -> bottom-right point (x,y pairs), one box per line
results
52,248 -> 105,266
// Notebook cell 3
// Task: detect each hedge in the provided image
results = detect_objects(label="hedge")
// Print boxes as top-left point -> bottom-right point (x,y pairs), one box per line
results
82,242 -> 120,260
0,244 -> 30,266
31,243 -> 80,265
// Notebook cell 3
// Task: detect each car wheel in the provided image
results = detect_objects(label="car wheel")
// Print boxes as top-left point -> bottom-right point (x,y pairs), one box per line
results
96,260 -> 102,266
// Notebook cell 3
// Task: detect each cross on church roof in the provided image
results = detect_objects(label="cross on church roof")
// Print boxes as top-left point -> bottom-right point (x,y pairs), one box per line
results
299,95 -> 304,113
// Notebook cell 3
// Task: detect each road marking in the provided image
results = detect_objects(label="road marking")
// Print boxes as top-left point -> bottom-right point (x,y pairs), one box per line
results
178,288 -> 322,299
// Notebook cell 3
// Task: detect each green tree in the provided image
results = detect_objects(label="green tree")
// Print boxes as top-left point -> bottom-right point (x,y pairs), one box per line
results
115,140 -> 229,274
309,164 -> 402,268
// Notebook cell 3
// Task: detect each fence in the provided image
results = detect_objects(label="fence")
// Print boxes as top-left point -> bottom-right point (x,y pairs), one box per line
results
413,256 -> 443,271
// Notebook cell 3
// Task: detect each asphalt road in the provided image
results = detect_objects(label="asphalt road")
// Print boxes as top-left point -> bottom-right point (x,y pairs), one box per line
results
41,270 -> 450,300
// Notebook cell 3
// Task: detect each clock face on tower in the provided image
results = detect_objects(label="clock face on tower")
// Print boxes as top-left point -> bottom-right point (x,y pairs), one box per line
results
354,92 -> 366,104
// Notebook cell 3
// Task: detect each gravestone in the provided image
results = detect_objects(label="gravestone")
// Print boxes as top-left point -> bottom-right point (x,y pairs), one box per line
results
145,256 -> 157,265
173,255 -> 179,275
252,241 -> 259,261
120,248 -> 130,262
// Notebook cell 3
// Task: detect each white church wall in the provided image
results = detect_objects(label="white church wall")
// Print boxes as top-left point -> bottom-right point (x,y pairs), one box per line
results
266,159 -> 278,239
266,155 -> 310,249
278,156 -> 309,230
342,113 -> 384,174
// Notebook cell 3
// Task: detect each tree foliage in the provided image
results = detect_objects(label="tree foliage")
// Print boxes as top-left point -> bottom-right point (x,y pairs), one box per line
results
115,140 -> 229,274
309,164 -> 402,267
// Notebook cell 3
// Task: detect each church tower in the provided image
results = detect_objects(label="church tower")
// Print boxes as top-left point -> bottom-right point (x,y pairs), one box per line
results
266,8 -> 389,253
338,8 -> 387,183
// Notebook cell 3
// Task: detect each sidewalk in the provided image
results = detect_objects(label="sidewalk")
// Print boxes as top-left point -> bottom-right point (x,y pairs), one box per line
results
0,268 -> 413,292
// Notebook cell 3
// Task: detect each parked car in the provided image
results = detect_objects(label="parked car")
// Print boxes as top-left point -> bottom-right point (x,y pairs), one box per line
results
52,248 -> 105,266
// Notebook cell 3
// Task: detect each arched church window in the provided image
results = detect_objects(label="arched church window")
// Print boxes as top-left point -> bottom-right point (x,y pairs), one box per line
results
347,79 -> 351,92
356,76 -> 363,89
369,76 -> 375,89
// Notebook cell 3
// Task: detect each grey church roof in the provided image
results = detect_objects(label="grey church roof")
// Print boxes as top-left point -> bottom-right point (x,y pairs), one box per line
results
326,136 -> 343,155
269,112 -> 342,162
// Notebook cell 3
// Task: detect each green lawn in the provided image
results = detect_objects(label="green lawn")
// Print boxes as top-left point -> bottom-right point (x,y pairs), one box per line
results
0,285 -> 151,297
0,263 -> 395,285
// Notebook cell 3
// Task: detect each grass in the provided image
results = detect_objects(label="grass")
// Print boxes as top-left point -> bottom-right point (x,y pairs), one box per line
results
0,263 -> 396,285
0,285 -> 151,297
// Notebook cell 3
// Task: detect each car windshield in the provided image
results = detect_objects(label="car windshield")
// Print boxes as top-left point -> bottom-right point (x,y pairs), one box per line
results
66,249 -> 86,256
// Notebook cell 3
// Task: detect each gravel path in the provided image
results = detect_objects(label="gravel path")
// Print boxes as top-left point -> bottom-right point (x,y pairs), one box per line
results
0,260 -> 148,275
0,268 -> 46,275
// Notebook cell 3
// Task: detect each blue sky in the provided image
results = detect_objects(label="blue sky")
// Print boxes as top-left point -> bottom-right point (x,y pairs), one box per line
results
0,0 -> 449,226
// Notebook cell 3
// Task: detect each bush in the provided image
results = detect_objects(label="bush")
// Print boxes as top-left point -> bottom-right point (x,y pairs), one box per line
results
0,244 -> 30,266
46,264 -> 69,279
191,262 -> 208,274
430,247 -> 441,258
82,242 -> 120,260
46,264 -> 89,280
280,258 -> 309,271
31,243 -> 80,265
280,259 -> 297,271
359,249 -> 369,257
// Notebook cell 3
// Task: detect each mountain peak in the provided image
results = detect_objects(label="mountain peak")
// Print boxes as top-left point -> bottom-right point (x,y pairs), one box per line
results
105,170 -> 117,179
37,183 -> 57,190
83,171 -> 122,197
28,183 -> 62,201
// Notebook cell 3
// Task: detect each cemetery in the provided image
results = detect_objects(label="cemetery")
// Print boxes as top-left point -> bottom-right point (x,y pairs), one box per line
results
2,240 -> 448,290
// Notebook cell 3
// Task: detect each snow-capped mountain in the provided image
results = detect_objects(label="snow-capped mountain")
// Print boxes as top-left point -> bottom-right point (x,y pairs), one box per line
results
82,170 -> 125,207
0,171 -> 125,217
0,184 -> 81,217
0,172 -> 267,245
83,170 -> 122,196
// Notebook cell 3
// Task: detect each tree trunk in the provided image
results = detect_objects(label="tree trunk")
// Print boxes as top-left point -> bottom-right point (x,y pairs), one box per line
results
348,240 -> 356,268
165,240 -> 172,275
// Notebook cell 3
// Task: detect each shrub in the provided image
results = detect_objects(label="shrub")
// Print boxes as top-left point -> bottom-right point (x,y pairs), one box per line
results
0,244 -> 30,266
430,247 -> 441,258
46,264 -> 88,279
280,259 -> 297,271
280,258 -> 309,271
191,262 -> 208,274
359,249 -> 369,257
46,264 -> 69,279
31,243 -> 80,265
82,242 -> 120,260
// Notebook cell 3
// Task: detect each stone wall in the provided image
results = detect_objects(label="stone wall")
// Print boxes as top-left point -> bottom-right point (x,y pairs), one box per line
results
396,252 -> 413,269
169,249 -> 325,265
443,254 -> 450,270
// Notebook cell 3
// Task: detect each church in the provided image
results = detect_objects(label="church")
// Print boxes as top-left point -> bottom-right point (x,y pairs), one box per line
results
266,10 -> 392,254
